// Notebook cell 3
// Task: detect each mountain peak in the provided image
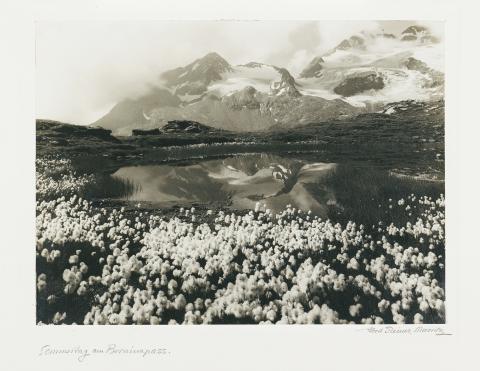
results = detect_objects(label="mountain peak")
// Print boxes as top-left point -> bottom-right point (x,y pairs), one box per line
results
161,52 -> 232,96
299,56 -> 325,78
200,51 -> 226,61
270,67 -> 301,97
240,61 -> 266,68
335,35 -> 366,51
401,25 -> 439,43
194,51 -> 232,72
402,25 -> 429,35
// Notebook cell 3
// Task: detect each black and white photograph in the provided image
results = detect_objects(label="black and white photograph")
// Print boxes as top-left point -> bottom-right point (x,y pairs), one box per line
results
2,0 -> 480,369
35,20 -> 446,325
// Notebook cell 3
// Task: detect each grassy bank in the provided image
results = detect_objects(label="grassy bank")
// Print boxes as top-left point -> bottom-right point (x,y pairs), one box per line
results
36,157 -> 445,325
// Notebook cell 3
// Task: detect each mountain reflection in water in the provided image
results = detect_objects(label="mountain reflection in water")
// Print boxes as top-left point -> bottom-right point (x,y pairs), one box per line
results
112,154 -> 336,216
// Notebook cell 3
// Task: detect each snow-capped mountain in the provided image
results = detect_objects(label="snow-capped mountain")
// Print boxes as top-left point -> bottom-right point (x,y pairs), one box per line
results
93,87 -> 181,135
299,56 -> 325,78
400,25 -> 439,43
93,25 -> 443,135
160,54 -> 300,101
95,56 -> 359,134
160,52 -> 233,99
297,26 -> 444,108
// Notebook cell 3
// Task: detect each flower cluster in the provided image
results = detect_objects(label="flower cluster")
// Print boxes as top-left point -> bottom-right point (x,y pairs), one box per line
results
36,192 -> 445,325
36,157 -> 94,199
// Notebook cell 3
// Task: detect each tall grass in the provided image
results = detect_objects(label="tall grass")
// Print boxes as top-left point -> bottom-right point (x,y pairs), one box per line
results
318,164 -> 444,227
83,175 -> 141,199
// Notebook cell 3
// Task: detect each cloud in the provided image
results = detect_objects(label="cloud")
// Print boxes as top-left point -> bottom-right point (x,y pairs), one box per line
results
417,20 -> 444,41
315,21 -> 380,52
267,21 -> 381,75
36,21 -> 306,124
36,20 -> 438,125
265,21 -> 321,73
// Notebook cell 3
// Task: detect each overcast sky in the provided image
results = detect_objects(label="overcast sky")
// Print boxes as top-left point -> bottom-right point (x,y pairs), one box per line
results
36,20 -> 443,125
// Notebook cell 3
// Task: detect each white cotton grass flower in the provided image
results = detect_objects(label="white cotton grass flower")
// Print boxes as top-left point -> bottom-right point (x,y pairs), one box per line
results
52,312 -> 66,324
79,262 -> 88,274
37,276 -> 47,292
35,170 -> 445,325
378,299 -> 390,313
413,313 -> 424,324
393,313 -> 406,324
349,304 -> 362,317
419,300 -> 430,313
347,257 -> 360,270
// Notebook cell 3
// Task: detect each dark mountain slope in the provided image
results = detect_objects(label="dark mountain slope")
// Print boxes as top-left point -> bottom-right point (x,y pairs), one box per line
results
93,88 -> 181,135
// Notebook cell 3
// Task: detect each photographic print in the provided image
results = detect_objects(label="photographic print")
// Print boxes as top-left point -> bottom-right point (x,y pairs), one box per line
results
35,20 -> 445,325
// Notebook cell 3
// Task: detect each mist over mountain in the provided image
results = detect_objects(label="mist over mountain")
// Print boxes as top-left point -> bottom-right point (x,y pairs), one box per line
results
91,24 -> 443,135
35,19 -> 447,329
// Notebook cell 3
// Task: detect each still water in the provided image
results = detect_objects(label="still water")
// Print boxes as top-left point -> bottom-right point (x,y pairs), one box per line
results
112,154 -> 337,215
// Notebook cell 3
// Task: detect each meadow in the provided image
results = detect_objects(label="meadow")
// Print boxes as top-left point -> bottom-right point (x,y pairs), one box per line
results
36,100 -> 444,324
36,155 -> 445,325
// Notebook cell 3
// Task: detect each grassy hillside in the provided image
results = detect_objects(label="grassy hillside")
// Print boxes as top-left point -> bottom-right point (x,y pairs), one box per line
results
37,100 -> 444,178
